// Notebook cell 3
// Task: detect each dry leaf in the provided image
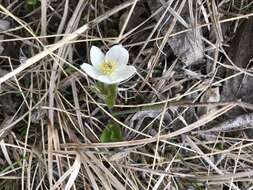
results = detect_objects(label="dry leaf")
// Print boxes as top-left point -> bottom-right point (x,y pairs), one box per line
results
147,1 -> 204,65
198,87 -> 220,117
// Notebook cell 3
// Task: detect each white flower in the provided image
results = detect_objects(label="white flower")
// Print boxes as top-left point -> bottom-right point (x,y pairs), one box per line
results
80,45 -> 136,84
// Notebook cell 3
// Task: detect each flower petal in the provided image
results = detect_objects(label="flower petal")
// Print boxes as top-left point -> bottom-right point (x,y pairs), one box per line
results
90,46 -> 105,69
97,75 -> 115,84
110,66 -> 136,84
105,45 -> 129,68
80,63 -> 101,80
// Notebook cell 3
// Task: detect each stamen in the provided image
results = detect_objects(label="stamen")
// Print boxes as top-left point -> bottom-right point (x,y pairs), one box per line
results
100,60 -> 117,75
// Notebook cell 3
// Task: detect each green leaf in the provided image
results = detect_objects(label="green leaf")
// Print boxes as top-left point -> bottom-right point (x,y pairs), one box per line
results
26,0 -> 40,10
105,84 -> 117,108
64,66 -> 76,75
95,82 -> 118,108
95,82 -> 107,95
100,123 -> 122,143
100,127 -> 111,143
105,95 -> 115,109
107,29 -> 119,37
110,124 -> 122,142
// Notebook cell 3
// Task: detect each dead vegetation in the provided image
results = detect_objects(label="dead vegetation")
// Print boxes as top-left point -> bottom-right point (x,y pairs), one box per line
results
0,0 -> 253,189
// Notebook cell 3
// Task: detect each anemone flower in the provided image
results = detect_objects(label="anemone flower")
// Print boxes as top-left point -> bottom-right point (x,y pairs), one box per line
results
80,45 -> 136,84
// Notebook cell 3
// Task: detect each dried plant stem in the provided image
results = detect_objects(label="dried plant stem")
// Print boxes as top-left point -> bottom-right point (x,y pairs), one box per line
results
0,0 -> 135,85
110,101 -> 253,117
198,113 -> 253,133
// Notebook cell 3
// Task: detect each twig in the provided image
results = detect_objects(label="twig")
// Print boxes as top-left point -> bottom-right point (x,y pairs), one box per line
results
109,101 -> 253,118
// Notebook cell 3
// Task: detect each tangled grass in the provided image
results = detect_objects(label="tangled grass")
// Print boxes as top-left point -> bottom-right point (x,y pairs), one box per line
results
0,0 -> 253,189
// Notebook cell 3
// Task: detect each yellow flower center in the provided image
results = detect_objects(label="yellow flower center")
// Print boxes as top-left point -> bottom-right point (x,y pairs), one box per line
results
100,60 -> 117,76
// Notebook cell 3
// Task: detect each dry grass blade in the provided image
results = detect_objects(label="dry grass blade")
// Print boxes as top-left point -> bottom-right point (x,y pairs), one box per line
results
64,154 -> 81,190
0,0 -> 135,85
1,0 -> 253,189
40,0 -> 47,37
185,136 -> 240,190
47,119 -> 54,188
63,103 -> 236,149
51,154 -> 81,190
